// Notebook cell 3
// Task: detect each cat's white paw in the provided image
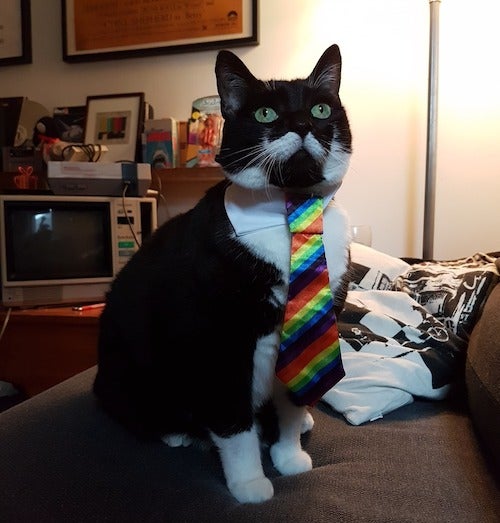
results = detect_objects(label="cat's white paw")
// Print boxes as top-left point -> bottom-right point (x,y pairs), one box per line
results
161,433 -> 193,447
228,476 -> 274,504
270,442 -> 313,476
301,410 -> 315,434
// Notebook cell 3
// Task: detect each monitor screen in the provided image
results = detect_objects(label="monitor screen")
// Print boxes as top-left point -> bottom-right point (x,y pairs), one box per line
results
3,200 -> 113,281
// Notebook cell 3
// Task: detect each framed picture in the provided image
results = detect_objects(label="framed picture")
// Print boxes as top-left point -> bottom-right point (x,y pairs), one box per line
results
84,93 -> 145,163
62,0 -> 258,63
0,0 -> 32,66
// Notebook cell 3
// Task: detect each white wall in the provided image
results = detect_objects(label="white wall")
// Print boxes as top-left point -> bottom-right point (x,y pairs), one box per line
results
1,0 -> 498,259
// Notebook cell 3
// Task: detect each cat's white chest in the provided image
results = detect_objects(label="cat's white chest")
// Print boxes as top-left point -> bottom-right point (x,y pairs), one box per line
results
227,193 -> 351,408
235,200 -> 351,304
240,226 -> 291,305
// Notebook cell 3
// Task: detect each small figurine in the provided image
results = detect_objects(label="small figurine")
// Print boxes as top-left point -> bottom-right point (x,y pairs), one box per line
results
32,116 -> 60,147
32,116 -> 61,164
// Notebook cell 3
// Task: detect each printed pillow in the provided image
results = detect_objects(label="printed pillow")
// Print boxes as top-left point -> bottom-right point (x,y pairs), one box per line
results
393,253 -> 499,342
323,287 -> 466,425
322,247 -> 499,425
349,242 -> 411,290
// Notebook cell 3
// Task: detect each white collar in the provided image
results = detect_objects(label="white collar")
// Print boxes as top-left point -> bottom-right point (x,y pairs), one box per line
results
224,183 -> 338,236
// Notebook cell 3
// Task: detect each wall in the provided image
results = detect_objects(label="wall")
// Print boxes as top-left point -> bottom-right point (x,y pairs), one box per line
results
1,0 -> 498,259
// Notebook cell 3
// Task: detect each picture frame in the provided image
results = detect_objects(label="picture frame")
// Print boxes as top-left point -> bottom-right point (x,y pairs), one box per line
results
0,0 -> 32,66
84,93 -> 145,163
62,0 -> 258,63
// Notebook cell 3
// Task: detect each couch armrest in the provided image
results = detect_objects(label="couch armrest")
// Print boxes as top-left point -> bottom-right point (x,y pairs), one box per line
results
465,276 -> 500,473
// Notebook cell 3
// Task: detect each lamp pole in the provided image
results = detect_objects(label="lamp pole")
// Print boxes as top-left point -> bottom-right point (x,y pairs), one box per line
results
423,0 -> 441,260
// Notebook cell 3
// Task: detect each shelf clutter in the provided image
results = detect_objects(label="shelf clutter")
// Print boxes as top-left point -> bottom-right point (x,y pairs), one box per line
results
1,94 -> 225,180
0,167 -> 224,192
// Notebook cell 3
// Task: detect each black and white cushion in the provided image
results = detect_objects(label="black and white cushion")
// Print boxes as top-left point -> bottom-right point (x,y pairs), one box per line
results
321,244 -> 499,425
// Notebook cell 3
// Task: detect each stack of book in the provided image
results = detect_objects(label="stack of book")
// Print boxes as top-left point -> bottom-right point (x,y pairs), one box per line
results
141,96 -> 224,169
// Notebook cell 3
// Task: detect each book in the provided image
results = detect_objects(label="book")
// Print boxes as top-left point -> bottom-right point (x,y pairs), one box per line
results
142,117 -> 178,168
177,121 -> 188,167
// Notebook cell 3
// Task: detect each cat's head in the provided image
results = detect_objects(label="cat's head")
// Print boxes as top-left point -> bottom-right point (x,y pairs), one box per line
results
215,44 -> 352,196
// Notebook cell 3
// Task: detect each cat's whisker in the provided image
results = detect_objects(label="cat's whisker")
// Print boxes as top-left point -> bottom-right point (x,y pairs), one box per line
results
219,144 -> 266,172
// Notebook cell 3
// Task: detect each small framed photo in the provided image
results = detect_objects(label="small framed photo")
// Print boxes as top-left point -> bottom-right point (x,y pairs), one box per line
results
0,0 -> 32,66
84,93 -> 145,163
62,0 -> 258,63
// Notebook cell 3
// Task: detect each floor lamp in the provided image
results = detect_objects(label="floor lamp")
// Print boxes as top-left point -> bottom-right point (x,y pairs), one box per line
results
423,0 -> 441,260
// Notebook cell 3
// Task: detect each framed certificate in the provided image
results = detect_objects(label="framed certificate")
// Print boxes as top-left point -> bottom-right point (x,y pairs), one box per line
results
0,0 -> 32,66
62,0 -> 258,63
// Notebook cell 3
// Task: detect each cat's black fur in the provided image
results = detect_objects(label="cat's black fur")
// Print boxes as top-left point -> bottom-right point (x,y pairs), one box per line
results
93,44 -> 352,503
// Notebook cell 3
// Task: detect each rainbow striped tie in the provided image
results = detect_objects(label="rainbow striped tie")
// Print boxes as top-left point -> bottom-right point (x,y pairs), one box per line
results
276,195 -> 345,406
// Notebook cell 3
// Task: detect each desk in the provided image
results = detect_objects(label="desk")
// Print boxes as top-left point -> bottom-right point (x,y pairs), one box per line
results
0,306 -> 101,397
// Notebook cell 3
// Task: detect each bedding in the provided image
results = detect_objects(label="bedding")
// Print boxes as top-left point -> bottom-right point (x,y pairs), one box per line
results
321,243 -> 499,425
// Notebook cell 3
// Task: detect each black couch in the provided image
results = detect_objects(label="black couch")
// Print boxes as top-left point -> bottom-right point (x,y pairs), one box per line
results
0,256 -> 499,522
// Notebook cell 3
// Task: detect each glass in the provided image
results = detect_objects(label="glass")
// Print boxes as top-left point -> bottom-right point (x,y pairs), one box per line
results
351,225 -> 372,246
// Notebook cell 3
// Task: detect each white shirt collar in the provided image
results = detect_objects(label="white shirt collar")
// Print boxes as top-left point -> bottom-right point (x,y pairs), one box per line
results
224,183 -> 339,236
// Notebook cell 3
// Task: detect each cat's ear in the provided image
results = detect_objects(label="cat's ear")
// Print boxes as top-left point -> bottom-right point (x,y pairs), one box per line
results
215,50 -> 257,118
308,44 -> 342,94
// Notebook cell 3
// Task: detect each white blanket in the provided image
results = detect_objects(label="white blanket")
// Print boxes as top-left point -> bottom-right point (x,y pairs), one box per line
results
322,244 -> 499,425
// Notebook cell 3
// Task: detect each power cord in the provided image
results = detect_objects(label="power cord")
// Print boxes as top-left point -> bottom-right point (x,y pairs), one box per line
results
61,143 -> 104,162
121,183 -> 142,248
152,168 -> 168,211
0,307 -> 12,343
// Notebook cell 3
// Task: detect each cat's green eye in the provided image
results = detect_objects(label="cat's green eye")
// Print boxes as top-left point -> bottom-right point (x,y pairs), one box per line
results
254,107 -> 278,123
311,103 -> 332,119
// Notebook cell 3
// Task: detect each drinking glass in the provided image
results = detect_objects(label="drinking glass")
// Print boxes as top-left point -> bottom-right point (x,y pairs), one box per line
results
351,225 -> 372,246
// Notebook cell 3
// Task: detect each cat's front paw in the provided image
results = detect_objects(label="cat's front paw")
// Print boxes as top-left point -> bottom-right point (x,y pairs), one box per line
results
161,433 -> 193,447
228,476 -> 274,504
270,442 -> 312,476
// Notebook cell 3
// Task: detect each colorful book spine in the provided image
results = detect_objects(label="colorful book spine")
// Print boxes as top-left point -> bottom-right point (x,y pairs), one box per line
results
142,117 -> 178,168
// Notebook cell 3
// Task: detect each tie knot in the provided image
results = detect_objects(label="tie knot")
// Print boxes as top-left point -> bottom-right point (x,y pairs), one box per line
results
285,195 -> 324,234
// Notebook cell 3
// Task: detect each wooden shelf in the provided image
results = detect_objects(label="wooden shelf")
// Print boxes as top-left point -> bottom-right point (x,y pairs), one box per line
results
152,167 -> 224,183
0,304 -> 102,322
1,167 -> 225,193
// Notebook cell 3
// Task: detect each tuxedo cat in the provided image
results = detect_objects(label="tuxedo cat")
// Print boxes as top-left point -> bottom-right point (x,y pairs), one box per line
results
93,44 -> 352,504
